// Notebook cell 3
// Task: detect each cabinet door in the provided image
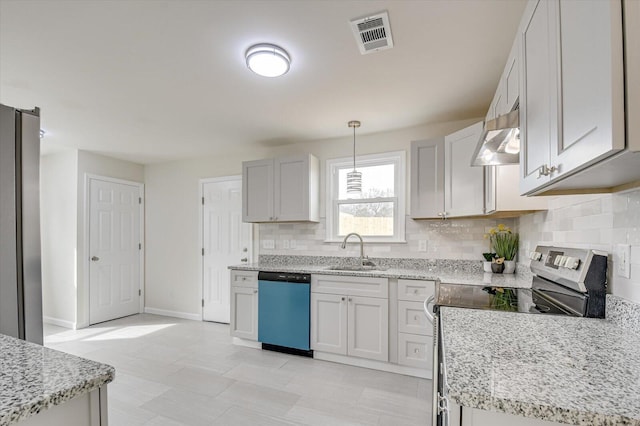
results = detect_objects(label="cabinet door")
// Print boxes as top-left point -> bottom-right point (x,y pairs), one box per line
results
242,159 -> 273,222
310,293 -> 347,355
552,0 -> 624,178
444,121 -> 485,217
347,296 -> 388,362
230,286 -> 258,340
519,0 -> 557,194
274,155 -> 310,221
627,0 -> 640,151
410,138 -> 445,219
505,38 -> 520,112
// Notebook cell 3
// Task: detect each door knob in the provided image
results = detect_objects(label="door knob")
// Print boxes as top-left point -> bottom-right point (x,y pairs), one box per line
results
91,256 -> 99,261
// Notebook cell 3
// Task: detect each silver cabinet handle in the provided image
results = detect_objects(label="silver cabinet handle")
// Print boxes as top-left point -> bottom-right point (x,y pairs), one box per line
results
253,289 -> 258,294
242,277 -> 247,281
348,297 -> 352,302
91,256 -> 99,261
341,297 -> 345,301
423,296 -> 435,323
269,216 -> 273,221
414,348 -> 420,354
413,289 -> 419,294
538,164 -> 557,178
241,258 -> 248,262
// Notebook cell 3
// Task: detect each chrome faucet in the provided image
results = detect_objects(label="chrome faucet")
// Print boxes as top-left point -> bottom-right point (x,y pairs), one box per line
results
340,232 -> 374,267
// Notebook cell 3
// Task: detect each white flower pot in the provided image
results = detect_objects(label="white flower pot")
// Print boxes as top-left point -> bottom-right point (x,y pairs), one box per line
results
503,260 -> 516,274
483,261 -> 493,273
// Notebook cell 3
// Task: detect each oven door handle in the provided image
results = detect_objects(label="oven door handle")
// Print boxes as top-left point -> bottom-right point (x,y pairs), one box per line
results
423,295 -> 435,323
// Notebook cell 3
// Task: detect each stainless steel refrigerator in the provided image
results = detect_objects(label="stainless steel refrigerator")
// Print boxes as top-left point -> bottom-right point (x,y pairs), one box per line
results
0,103 -> 43,345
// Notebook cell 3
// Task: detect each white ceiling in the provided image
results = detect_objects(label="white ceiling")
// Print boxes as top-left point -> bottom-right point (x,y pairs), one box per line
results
0,0 -> 526,164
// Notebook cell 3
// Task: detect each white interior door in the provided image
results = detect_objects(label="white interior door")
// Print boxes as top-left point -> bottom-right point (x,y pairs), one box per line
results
202,177 -> 251,323
89,178 -> 142,325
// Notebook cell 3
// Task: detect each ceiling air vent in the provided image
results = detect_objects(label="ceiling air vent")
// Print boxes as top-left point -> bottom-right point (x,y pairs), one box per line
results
350,11 -> 394,55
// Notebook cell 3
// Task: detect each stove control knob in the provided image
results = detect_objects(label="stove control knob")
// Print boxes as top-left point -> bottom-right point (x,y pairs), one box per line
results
566,257 -> 580,270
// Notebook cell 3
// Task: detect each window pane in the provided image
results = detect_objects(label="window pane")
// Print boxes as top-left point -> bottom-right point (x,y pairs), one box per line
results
338,163 -> 395,199
338,202 -> 394,236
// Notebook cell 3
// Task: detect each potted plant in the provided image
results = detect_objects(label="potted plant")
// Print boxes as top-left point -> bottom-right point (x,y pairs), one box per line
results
482,252 -> 496,273
484,224 -> 519,274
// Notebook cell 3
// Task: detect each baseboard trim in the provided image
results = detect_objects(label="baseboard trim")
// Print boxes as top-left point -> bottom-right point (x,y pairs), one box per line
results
43,316 -> 76,329
232,337 -> 262,349
143,307 -> 201,321
313,351 -> 431,379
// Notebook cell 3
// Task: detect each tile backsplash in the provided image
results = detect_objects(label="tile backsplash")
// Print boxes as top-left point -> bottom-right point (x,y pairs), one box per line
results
258,217 -> 515,260
517,189 -> 640,303
257,189 -> 640,303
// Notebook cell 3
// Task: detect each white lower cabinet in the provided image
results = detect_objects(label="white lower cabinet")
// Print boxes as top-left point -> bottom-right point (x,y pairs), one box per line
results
310,293 -> 348,354
230,271 -> 258,341
347,296 -> 389,362
311,275 -> 389,363
396,279 -> 434,372
397,333 -> 432,369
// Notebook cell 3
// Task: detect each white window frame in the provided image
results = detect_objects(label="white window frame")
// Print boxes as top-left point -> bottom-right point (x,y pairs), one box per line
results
325,150 -> 406,243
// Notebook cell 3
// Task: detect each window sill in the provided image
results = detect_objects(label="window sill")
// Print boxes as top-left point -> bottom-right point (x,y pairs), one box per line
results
324,239 -> 407,244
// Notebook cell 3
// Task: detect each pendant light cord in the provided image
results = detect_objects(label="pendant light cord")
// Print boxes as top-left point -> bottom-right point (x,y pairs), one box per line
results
352,125 -> 356,171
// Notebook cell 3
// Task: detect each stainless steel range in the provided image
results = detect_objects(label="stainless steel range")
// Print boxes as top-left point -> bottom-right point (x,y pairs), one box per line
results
425,246 -> 608,426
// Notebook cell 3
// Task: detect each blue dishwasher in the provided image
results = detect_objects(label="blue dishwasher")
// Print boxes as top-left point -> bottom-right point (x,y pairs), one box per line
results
258,271 -> 311,355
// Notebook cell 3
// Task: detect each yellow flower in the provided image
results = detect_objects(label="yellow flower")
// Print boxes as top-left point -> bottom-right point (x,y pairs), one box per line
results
497,224 -> 506,231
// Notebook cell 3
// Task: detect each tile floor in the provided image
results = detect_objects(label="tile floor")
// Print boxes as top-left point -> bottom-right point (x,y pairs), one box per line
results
44,314 -> 431,425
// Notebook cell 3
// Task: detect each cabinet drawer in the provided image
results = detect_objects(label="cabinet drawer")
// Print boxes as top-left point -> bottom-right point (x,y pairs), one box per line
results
230,270 -> 258,288
312,274 -> 388,298
398,333 -> 433,369
398,301 -> 432,336
397,279 -> 434,302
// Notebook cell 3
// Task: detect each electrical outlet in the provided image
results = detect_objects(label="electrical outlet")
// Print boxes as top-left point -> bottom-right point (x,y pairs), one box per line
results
282,240 -> 290,249
617,244 -> 631,278
418,240 -> 428,252
262,239 -> 275,249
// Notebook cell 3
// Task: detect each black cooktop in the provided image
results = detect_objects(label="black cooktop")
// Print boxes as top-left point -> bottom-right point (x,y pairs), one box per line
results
435,279 -> 588,317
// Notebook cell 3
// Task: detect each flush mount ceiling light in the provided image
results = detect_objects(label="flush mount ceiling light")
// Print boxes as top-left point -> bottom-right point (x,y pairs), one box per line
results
245,43 -> 291,77
347,120 -> 362,195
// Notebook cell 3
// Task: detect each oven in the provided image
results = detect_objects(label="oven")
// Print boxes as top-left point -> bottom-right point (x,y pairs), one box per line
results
424,246 -> 608,426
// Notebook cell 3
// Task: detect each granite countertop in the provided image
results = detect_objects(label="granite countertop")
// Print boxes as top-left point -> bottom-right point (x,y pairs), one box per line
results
229,262 -> 533,288
440,307 -> 640,425
0,334 -> 115,425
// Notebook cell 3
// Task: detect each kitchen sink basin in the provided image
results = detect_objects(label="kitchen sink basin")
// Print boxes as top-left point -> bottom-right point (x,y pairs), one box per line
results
325,265 -> 388,272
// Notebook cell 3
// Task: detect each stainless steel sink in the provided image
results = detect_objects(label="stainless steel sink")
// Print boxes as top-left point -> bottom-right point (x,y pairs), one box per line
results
325,265 -> 387,272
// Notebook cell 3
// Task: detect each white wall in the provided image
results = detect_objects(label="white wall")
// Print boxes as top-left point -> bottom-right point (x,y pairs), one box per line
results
517,189 -> 640,304
143,119 -> 478,317
75,150 -> 144,328
40,149 -> 144,328
40,150 -> 78,327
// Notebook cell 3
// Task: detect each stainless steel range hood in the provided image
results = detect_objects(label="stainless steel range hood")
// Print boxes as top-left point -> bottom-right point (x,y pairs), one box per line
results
471,109 -> 520,166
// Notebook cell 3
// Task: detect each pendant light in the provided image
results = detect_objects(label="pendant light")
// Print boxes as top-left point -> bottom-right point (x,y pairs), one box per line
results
347,120 -> 362,195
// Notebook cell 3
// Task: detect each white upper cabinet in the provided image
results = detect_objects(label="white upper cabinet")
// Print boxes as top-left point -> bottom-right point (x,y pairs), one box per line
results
552,0 -> 625,177
519,0 -> 557,194
625,0 -> 640,155
410,138 -> 445,219
519,0 -> 628,195
242,154 -> 319,223
444,122 -> 485,218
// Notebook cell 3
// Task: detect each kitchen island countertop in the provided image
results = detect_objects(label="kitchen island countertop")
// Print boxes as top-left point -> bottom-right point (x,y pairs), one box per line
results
0,334 -> 114,425
440,306 -> 640,425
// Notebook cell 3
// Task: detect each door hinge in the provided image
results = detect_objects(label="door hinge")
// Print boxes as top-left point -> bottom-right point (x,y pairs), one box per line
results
202,248 -> 204,256
138,243 -> 142,250
202,197 -> 205,205
139,197 -> 142,204
202,299 -> 204,307
138,289 -> 142,296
